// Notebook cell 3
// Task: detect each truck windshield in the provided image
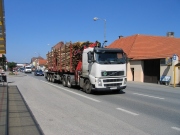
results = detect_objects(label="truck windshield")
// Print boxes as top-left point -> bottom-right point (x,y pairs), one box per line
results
25,67 -> 31,69
95,52 -> 126,64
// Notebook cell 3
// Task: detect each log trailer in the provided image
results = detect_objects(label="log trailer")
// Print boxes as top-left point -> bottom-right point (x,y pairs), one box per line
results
45,41 -> 127,94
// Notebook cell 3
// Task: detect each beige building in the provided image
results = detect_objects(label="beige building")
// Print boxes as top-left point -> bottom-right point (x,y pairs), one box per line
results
31,56 -> 47,71
108,33 -> 180,85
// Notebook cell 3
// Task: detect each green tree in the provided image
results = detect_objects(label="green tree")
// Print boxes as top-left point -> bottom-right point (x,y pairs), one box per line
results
0,54 -> 7,70
7,62 -> 17,71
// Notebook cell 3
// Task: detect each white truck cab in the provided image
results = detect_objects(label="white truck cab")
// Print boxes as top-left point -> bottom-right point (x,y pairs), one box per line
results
80,47 -> 127,93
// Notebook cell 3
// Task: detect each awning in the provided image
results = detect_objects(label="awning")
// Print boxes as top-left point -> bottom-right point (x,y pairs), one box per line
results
0,0 -> 6,54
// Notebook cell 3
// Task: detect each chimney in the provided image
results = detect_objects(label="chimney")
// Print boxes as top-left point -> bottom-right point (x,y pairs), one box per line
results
119,35 -> 123,39
166,32 -> 174,37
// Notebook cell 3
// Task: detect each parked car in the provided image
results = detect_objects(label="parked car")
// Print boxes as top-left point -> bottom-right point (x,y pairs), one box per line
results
34,69 -> 44,76
19,67 -> 24,72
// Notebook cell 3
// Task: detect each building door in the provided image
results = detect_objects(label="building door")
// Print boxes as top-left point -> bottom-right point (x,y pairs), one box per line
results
144,59 -> 160,83
131,68 -> 134,81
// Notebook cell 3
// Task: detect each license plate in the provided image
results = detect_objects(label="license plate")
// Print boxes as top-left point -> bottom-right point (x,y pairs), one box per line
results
110,87 -> 117,89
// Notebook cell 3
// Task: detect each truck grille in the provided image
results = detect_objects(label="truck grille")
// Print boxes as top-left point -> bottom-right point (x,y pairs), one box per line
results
103,79 -> 123,82
104,83 -> 122,87
101,71 -> 124,76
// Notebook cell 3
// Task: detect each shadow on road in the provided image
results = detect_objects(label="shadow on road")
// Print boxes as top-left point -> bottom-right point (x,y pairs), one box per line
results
93,90 -> 126,96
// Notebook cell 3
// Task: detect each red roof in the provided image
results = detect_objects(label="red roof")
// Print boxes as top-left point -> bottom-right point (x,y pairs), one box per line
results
39,59 -> 47,66
31,56 -> 44,63
108,34 -> 180,60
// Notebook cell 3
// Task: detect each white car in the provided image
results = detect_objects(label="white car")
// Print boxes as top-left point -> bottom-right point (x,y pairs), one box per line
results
24,66 -> 32,73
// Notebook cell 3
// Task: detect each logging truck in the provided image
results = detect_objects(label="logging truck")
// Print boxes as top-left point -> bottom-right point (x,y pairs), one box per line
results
45,41 -> 127,94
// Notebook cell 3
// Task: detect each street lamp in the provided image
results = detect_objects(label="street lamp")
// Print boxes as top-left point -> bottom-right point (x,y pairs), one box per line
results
35,52 -> 40,57
48,44 -> 54,51
93,17 -> 107,46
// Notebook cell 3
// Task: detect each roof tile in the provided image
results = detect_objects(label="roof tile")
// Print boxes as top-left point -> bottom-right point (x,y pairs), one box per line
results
108,34 -> 180,60
39,59 -> 47,65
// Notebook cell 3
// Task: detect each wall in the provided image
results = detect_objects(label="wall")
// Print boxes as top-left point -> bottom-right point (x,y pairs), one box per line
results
38,65 -> 46,71
127,56 -> 180,84
127,60 -> 144,82
178,68 -> 180,84
127,62 -> 132,81
160,64 -> 172,84
160,55 -> 179,84
172,55 -> 179,84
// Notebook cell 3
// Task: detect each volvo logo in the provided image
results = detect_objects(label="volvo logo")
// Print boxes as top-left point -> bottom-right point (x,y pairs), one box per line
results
103,72 -> 107,76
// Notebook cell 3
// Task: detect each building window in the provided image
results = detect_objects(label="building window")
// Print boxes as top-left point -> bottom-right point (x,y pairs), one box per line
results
160,59 -> 166,65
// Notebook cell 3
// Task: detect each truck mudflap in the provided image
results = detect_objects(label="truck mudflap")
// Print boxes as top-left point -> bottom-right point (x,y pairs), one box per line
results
91,85 -> 126,91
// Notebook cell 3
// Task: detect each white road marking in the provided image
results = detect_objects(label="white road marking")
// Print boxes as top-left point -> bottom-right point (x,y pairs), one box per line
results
133,93 -> 165,100
41,80 -> 101,102
171,127 -> 180,131
116,108 -> 139,116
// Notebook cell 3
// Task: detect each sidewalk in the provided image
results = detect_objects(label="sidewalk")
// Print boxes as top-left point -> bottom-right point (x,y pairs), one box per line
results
0,71 -> 44,135
127,80 -> 180,88
0,85 -> 7,135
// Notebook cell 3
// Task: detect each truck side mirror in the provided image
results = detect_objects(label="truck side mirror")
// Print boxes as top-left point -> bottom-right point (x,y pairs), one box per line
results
87,51 -> 92,63
124,53 -> 127,62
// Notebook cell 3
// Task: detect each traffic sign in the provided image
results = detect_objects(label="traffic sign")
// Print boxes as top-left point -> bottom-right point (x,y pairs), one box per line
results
173,54 -> 176,60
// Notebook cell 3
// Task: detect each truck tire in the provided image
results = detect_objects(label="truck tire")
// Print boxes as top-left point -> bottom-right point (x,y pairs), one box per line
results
50,74 -> 52,82
62,76 -> 67,87
45,74 -> 47,79
84,79 -> 92,94
51,75 -> 56,83
67,77 -> 72,88
47,74 -> 50,82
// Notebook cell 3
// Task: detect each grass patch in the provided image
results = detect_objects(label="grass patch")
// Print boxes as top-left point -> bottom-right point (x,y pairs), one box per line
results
9,72 -> 16,75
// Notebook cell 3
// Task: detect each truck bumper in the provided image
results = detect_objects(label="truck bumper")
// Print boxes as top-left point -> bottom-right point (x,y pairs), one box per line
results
92,85 -> 126,92
89,76 -> 127,92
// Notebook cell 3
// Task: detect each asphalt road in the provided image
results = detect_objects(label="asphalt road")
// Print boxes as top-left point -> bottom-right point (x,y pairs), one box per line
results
7,72 -> 180,135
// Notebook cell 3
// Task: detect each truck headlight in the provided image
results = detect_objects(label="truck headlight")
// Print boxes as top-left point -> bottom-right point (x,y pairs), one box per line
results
98,79 -> 102,86
124,78 -> 127,84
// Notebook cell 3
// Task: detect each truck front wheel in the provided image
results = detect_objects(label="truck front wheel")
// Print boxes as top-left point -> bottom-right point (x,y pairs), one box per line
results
84,79 -> 92,94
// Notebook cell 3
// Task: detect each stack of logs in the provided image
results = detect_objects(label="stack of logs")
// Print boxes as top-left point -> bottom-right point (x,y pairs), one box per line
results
47,41 -> 92,71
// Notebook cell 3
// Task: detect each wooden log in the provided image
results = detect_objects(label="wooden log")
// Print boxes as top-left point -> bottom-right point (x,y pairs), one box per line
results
47,41 -> 94,72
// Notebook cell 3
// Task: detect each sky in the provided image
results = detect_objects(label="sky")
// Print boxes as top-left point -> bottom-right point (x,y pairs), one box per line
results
4,0 -> 180,63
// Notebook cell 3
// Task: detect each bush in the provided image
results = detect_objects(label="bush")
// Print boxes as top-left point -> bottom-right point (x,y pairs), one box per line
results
9,72 -> 16,75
